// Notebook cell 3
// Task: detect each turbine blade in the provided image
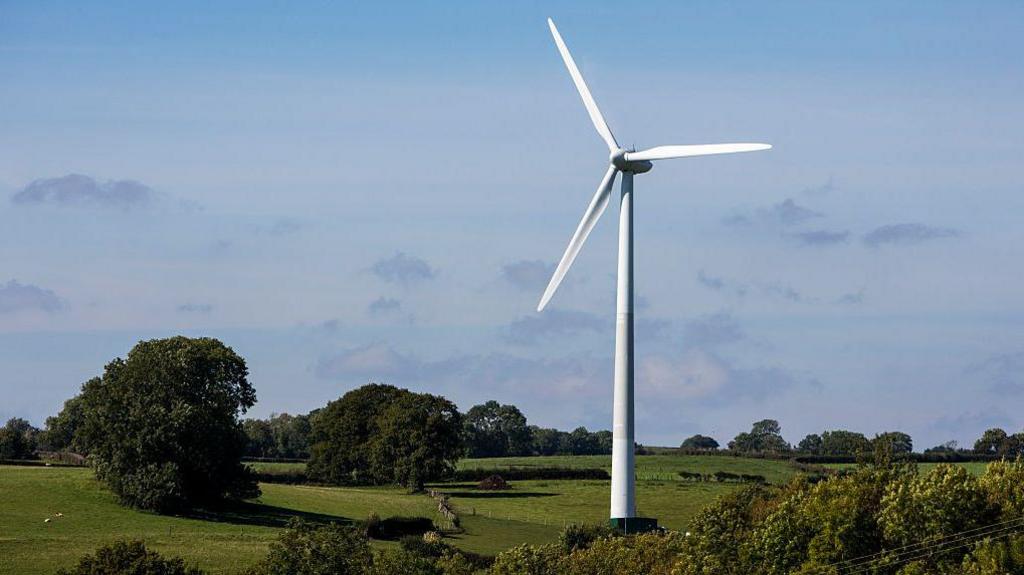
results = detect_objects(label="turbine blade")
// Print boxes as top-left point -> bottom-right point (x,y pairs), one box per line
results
625,143 -> 772,162
547,18 -> 618,151
538,165 -> 619,312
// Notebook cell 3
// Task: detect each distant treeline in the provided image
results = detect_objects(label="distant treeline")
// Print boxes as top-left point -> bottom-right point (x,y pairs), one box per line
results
235,399 -> 613,462
678,418 -> 1024,459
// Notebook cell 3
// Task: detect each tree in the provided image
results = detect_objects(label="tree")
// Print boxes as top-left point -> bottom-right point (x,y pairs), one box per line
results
463,400 -> 532,458
372,391 -> 464,490
925,440 -> 959,454
75,336 -> 258,512
796,434 -> 823,454
57,541 -> 204,575
820,430 -> 871,456
243,413 -> 313,459
269,413 -> 312,458
729,419 -> 789,453
681,434 -> 720,451
975,428 -> 1010,455
0,418 -> 36,459
243,418 -> 275,458
879,464 -> 997,547
873,431 -> 913,455
530,426 -> 563,456
307,384 -> 463,490
40,393 -> 87,453
567,426 -> 602,455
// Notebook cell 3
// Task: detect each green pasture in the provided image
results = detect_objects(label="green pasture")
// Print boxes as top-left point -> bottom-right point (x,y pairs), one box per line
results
1,455 -> 803,573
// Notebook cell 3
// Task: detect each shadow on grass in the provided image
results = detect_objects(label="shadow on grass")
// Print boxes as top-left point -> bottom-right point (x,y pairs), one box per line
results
184,500 -> 352,528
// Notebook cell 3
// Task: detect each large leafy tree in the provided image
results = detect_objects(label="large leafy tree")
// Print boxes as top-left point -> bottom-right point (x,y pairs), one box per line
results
974,427 -> 1024,457
796,433 -> 823,454
307,384 -> 463,490
463,400 -> 532,458
0,417 -> 38,459
873,431 -> 913,455
681,434 -> 720,451
730,419 -> 790,453
75,337 -> 258,512
820,429 -> 872,456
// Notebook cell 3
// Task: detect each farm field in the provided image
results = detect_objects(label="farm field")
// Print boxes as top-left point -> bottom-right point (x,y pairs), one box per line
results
1,455 -> 798,574
3,457 -> 1004,573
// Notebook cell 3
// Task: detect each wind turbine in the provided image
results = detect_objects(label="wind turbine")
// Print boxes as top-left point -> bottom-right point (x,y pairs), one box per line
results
537,18 -> 771,533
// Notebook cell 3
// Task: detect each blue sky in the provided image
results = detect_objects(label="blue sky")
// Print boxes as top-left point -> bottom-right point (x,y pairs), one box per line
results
2,1 -> 1023,448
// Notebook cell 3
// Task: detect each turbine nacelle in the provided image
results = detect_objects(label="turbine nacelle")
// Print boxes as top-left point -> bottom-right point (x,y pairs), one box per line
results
611,148 -> 653,174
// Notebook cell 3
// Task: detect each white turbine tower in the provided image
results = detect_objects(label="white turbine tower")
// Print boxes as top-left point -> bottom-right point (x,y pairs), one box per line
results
537,18 -> 771,533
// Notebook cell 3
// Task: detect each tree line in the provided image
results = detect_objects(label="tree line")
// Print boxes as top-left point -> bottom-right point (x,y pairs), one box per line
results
679,418 -> 1024,458
235,399 -> 614,463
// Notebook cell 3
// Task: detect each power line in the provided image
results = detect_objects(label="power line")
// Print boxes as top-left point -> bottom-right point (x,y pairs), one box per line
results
842,528 -> 1023,575
829,515 -> 1024,570
840,519 -> 1024,573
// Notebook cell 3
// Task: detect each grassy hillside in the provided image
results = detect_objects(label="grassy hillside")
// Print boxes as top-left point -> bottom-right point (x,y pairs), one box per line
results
1,455 -> 800,573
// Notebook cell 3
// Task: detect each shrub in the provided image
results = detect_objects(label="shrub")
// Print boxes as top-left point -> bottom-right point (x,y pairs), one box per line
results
56,540 -> 203,575
477,474 -> 510,490
400,534 -> 451,558
490,544 -> 562,575
369,549 -> 441,575
558,523 -> 616,552
363,513 -> 383,539
560,531 -> 686,575
245,518 -> 372,575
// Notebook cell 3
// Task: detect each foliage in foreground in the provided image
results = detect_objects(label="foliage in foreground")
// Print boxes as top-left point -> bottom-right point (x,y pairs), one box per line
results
489,459 -> 1024,575
242,518 -> 486,575
72,336 -> 259,512
56,540 -> 204,575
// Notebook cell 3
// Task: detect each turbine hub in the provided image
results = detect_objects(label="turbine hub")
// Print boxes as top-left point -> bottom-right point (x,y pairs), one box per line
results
610,148 -> 652,174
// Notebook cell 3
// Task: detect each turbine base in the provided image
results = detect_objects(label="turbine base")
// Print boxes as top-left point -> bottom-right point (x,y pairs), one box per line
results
609,517 -> 660,534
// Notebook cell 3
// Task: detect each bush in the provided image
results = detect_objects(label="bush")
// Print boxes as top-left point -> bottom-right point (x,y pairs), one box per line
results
477,474 -> 510,490
397,534 -> 493,572
369,549 -> 441,575
490,544 -> 562,575
558,523 -> 616,552
56,540 -> 203,575
561,531 -> 686,575
246,518 -> 372,575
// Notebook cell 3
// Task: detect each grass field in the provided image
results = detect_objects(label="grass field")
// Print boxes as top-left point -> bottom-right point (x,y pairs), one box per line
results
1,455 -> 799,574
